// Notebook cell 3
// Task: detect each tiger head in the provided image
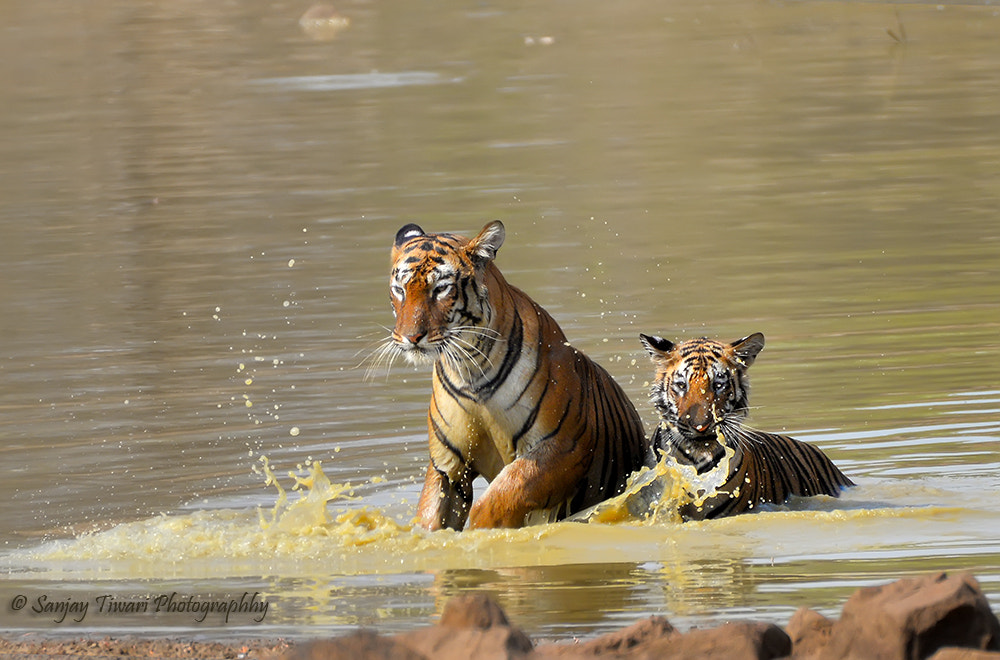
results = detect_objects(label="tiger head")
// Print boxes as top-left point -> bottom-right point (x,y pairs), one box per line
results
386,220 -> 505,365
639,333 -> 766,443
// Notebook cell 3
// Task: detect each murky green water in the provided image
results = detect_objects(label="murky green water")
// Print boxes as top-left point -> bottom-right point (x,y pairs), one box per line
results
2,0 -> 999,642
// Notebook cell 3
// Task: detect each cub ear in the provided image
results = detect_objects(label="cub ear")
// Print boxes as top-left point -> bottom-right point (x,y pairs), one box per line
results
467,220 -> 505,265
731,332 -> 765,367
394,223 -> 425,248
639,333 -> 675,358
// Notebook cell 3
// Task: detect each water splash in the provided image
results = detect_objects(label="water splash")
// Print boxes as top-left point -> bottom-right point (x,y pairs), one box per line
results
570,429 -> 737,524
255,456 -> 354,533
16,449 -> 941,584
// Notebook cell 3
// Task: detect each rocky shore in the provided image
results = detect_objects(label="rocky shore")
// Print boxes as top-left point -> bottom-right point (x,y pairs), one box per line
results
3,572 -> 998,660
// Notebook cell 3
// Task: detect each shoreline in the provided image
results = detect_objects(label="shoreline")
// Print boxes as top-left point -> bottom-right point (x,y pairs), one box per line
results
0,636 -> 292,659
3,571 -> 999,660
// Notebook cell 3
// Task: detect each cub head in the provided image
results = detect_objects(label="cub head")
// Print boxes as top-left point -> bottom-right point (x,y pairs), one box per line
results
639,333 -> 765,438
388,220 -> 505,364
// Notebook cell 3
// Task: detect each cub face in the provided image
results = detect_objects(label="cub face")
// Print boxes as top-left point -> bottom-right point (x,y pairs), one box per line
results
389,221 -> 505,364
639,333 -> 765,438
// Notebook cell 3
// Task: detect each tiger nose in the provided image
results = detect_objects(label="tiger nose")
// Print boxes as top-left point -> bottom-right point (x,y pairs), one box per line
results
404,332 -> 426,345
684,403 -> 711,432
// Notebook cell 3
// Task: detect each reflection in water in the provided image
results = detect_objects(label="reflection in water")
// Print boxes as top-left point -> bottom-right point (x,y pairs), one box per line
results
251,72 -> 462,92
2,0 -> 1000,642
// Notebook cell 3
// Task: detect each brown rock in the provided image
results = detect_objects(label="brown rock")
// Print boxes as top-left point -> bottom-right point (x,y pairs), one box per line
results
928,649 -> 1000,660
787,607 -> 835,659
820,572 -> 1000,660
283,630 -> 426,660
640,621 -> 791,660
441,592 -> 515,629
535,616 -> 677,657
401,626 -> 533,660
400,592 -> 533,660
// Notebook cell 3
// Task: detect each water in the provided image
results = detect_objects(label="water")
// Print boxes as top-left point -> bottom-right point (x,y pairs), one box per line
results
2,0 -> 999,642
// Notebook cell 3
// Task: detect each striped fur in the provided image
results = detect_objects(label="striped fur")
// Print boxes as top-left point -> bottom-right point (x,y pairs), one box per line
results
380,221 -> 650,530
640,333 -> 853,520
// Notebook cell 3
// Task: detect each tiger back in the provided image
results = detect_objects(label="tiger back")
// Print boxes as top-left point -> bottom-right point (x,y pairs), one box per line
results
639,332 -> 853,520
381,220 -> 651,530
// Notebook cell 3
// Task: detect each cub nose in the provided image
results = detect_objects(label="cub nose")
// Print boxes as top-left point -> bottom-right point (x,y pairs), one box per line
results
683,402 -> 711,433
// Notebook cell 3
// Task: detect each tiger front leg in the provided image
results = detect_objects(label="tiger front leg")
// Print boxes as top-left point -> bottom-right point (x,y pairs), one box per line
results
416,462 -> 474,531
467,453 -> 581,529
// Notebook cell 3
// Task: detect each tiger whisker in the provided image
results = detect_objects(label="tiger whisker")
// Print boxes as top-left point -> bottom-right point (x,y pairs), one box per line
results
451,325 -> 504,341
719,419 -> 768,450
361,338 -> 401,382
352,326 -> 397,359
442,337 -> 488,381
440,342 -> 466,381
356,336 -> 391,370
449,333 -> 495,372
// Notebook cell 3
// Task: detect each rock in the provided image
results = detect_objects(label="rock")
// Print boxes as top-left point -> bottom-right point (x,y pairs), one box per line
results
283,630 -> 426,660
402,626 -> 534,660
819,572 -> 1000,660
534,616 -> 677,657
441,592 -> 516,629
927,650 -> 1000,660
399,592 -> 534,660
639,621 -> 791,660
279,573 -> 1000,660
787,607 -> 835,659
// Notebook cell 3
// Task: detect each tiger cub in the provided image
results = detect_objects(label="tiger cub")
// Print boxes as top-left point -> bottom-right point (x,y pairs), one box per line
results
380,220 -> 650,530
639,332 -> 853,520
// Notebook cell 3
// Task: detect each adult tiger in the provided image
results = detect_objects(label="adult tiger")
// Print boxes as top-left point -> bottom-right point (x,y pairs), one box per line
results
639,332 -> 853,520
379,220 -> 650,530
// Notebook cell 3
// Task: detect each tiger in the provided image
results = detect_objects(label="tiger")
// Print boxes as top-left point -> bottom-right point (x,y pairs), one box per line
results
638,332 -> 853,520
377,220 -> 651,530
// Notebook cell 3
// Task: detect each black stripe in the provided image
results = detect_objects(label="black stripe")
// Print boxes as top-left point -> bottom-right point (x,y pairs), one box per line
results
435,362 -> 476,402
476,311 -> 523,399
429,414 -> 464,464
774,435 -> 822,496
591,372 -> 620,500
511,376 -> 549,448
534,396 -> 573,445
507,333 -> 544,411
575,362 -> 609,501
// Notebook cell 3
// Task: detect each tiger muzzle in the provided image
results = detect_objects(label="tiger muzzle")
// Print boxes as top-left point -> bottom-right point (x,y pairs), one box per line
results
679,401 -> 713,435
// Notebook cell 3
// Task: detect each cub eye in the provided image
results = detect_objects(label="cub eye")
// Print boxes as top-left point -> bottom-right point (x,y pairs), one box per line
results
390,285 -> 405,301
712,376 -> 729,394
672,377 -> 688,395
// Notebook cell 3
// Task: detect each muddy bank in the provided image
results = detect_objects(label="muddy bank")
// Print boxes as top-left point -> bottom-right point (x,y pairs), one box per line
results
3,572 -> 998,660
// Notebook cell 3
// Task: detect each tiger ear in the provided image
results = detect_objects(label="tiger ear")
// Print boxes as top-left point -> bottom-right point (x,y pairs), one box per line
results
730,332 -> 765,367
394,223 -> 425,248
467,220 -> 505,265
640,333 -> 675,359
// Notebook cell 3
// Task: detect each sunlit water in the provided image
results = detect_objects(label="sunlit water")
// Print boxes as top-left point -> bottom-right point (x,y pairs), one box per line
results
2,0 -> 1000,643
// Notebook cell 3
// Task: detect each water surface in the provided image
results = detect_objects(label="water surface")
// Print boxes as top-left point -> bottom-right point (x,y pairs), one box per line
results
2,0 -> 999,642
